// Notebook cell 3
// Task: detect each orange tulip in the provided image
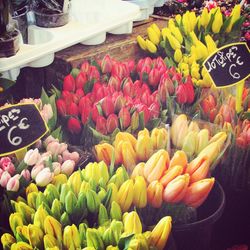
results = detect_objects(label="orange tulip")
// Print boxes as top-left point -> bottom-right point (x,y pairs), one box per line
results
183,177 -> 215,208
169,150 -> 188,169
131,162 -> 145,179
144,149 -> 169,183
95,143 -> 114,166
185,156 -> 210,183
147,181 -> 163,208
163,174 -> 190,203
160,165 -> 184,187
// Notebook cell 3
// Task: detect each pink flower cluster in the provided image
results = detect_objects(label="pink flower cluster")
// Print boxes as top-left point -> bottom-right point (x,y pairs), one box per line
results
56,55 -> 195,135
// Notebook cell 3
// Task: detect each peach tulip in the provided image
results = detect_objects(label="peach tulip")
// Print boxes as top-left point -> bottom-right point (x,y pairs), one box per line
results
169,150 -> 188,169
160,165 -> 184,187
147,180 -> 163,208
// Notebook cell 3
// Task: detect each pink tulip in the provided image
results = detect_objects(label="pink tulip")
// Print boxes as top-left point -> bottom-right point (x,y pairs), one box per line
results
35,168 -> 54,187
101,54 -> 113,74
70,152 -> 80,163
0,171 -> 11,188
114,94 -> 125,113
47,141 -> 61,157
61,160 -> 75,177
148,68 -> 161,87
107,114 -> 119,134
37,152 -> 52,165
76,89 -> 85,99
89,66 -> 100,82
0,157 -> 15,175
44,136 -> 58,147
78,96 -> 92,114
149,101 -> 160,119
81,105 -> 92,125
139,65 -> 151,81
41,104 -> 53,122
24,149 -> 41,166
52,162 -> 61,176
31,164 -> 44,180
125,59 -> 135,72
118,107 -> 131,130
0,168 -> 3,179
91,104 -> 101,123
101,96 -> 115,118
63,74 -> 76,92
96,116 -> 108,135
136,58 -> 145,72
176,84 -> 188,104
62,150 -> 71,162
156,57 -> 167,70
81,61 -> 90,73
67,102 -> 79,116
137,104 -> 150,125
6,175 -> 20,192
67,117 -> 82,134
56,99 -> 67,116
58,155 -> 63,164
21,169 -> 31,182
59,143 -> 68,154
108,75 -> 121,91
111,63 -> 124,79
76,72 -> 87,89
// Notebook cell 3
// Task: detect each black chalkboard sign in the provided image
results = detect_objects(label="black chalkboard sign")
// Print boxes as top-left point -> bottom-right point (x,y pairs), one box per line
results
203,42 -> 250,88
0,103 -> 49,156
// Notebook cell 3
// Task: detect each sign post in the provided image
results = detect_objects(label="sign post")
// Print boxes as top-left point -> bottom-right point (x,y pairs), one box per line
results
0,103 -> 49,157
203,42 -> 250,113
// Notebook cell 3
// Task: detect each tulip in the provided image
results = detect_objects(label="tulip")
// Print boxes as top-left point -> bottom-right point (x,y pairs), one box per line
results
163,174 -> 190,203
67,102 -> 79,117
111,63 -> 124,79
133,176 -> 147,208
131,110 -> 139,131
144,149 -> 170,183
67,117 -> 81,134
31,164 -> 44,180
147,180 -> 163,208
78,96 -> 92,114
131,162 -> 145,179
96,115 -> 107,135
24,148 -> 40,166
51,174 -> 68,188
200,8 -> 210,28
0,157 -> 15,175
184,177 -> 215,208
25,183 -> 38,196
1,233 -> 16,249
135,128 -> 153,162
226,4 -> 241,33
137,104 -> 150,126
107,183 -> 119,203
33,204 -> 49,231
129,234 -> 149,250
137,35 -> 147,50
106,114 -> 119,134
160,165 -> 184,187
182,131 -> 198,157
205,35 -> 217,55
174,49 -> 183,63
44,215 -> 63,242
35,168 -> 54,187
118,107 -> 131,130
63,224 -> 81,250
0,171 -> 11,188
86,189 -> 101,213
196,129 -> 209,154
80,60 -> 90,73
198,141 -> 220,163
176,84 -> 188,104
63,74 -> 75,92
6,175 -> 20,192
47,141 -> 61,157
147,26 -> 160,45
9,212 -> 23,235
89,66 -> 100,82
43,234 -> 60,249
108,75 -> 121,91
68,171 -> 82,195
149,216 -> 172,250
212,8 -> 223,33
123,211 -> 142,234
10,242 -> 33,249
27,192 -> 38,209
117,179 -> 134,212
146,39 -> 157,53
149,101 -> 160,119
95,143 -> 114,166
27,224 -> 44,248
158,74 -> 174,103
86,228 -> 105,250
151,127 -> 168,150
148,68 -> 161,87
61,160 -> 75,177
101,96 -> 115,118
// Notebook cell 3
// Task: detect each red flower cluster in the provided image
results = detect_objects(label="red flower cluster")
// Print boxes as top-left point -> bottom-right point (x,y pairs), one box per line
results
56,55 -> 196,135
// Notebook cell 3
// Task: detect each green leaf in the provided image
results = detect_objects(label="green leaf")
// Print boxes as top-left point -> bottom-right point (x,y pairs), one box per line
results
47,94 -> 57,131
40,88 -> 50,106
49,85 -> 61,99
109,149 -> 116,177
50,126 -> 63,141
138,112 -> 145,130
83,79 -> 95,94
70,68 -> 80,78
146,118 -> 161,131
118,233 -> 134,250
15,160 -> 28,174
102,187 -> 112,210
205,12 -> 216,34
220,16 -> 232,33
88,126 -> 111,143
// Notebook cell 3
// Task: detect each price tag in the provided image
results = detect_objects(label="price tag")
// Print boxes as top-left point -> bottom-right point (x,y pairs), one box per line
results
203,42 -> 250,88
0,103 -> 49,156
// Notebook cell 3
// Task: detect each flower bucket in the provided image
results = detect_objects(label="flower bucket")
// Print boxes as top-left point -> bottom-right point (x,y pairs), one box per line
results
172,181 -> 225,250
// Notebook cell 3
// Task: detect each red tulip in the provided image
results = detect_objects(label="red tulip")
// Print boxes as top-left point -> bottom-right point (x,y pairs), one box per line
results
76,72 -> 87,89
56,99 -> 67,116
185,84 -> 195,104
79,96 -> 92,114
92,104 -> 101,123
96,115 -> 107,135
158,66 -> 167,76
125,59 -> 135,72
111,63 -> 124,79
108,75 -> 121,91
81,61 -> 90,73
122,63 -> 130,78
176,84 -> 188,104
106,114 -> 119,133
140,65 -> 151,81
134,80 -> 142,89
67,117 -> 81,134
101,96 -> 115,118
123,78 -> 135,97
141,83 -> 151,95
137,104 -> 150,125
141,91 -> 152,106
156,57 -> 167,70
219,104 -> 234,123
76,89 -> 85,99
172,73 -> 183,85
114,94 -> 125,113
149,101 -> 160,119
201,94 -> 216,115
148,68 -> 161,87
89,66 -> 100,82
81,105 -> 92,125
101,54 -> 113,74
119,107 -> 131,130
159,73 -> 175,101
63,74 -> 76,92
67,102 -> 79,116
143,57 -> 153,68
136,58 -> 145,72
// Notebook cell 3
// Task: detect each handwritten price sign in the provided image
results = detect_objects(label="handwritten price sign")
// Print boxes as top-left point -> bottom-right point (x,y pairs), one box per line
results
0,103 -> 48,156
203,42 -> 250,88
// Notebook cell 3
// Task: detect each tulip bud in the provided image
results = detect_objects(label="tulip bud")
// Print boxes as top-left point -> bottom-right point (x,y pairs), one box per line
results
67,117 -> 81,134
160,165 -> 184,187
63,224 -> 81,250
226,4 -> 241,33
6,175 -> 20,192
25,183 -> 38,196
27,224 -> 44,248
51,174 -> 68,189
119,107 -> 131,130
133,176 -> 147,208
149,216 -> 172,250
151,128 -> 168,150
146,39 -> 157,53
96,115 -> 108,135
0,171 -> 11,188
43,234 -> 60,249
137,35 -> 147,50
63,74 -> 75,92
123,211 -> 142,234
9,212 -> 23,235
61,159 -> 75,177
106,114 -> 119,134
44,215 -> 62,242
148,68 -> 161,87
163,174 -> 190,203
24,148 -> 40,166
1,233 -> 16,249
35,168 -> 54,187
117,179 -> 134,212
147,26 -> 160,45
184,177 -> 215,208
147,180 -> 163,208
